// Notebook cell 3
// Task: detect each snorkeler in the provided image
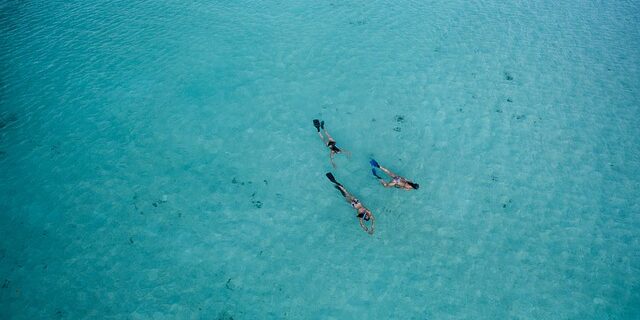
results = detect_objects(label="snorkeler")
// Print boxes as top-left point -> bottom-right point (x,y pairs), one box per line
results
313,119 -> 351,168
370,159 -> 420,190
326,172 -> 375,235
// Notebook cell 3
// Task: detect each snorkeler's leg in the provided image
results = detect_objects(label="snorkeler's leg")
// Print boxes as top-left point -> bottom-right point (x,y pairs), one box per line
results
317,131 -> 327,144
344,194 -> 356,204
380,180 -> 394,188
323,126 -> 334,141
334,185 -> 348,197
326,174 -> 350,197
379,166 -> 398,178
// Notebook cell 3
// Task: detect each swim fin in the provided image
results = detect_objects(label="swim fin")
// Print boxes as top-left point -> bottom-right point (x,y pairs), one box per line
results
320,120 -> 324,129
313,119 -> 320,132
371,168 -> 383,179
326,172 -> 341,186
369,159 -> 380,168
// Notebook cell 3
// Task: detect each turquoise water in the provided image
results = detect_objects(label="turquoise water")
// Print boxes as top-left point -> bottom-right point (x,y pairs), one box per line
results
1,0 -> 639,318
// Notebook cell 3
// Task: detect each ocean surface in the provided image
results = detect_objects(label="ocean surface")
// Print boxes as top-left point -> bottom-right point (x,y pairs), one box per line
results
1,0 -> 639,319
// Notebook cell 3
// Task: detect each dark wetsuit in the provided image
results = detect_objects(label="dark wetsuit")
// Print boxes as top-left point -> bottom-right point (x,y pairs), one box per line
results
327,140 -> 341,153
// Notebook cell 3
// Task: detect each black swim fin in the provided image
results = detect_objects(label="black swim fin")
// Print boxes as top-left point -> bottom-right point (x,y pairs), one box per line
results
313,119 -> 320,132
320,120 -> 324,129
325,172 -> 341,186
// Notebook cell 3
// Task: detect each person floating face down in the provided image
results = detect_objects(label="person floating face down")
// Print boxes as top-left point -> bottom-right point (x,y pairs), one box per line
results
370,159 -> 420,190
326,172 -> 375,235
313,119 -> 351,168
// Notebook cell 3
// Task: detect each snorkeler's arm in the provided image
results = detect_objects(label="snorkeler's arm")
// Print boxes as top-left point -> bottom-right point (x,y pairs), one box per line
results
358,217 -> 368,232
368,215 -> 375,235
330,152 -> 337,168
